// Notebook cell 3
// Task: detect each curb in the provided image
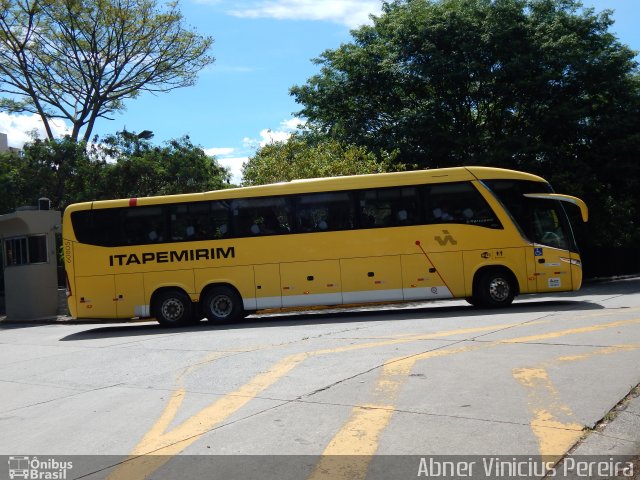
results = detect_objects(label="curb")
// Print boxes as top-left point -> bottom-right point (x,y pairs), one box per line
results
552,384 -> 640,479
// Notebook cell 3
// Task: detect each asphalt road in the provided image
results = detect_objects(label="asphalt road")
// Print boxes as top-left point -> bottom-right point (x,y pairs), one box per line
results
1,277 -> 639,479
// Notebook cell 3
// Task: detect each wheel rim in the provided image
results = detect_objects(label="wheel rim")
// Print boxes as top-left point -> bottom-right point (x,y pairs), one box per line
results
210,294 -> 233,318
488,277 -> 510,302
161,298 -> 184,322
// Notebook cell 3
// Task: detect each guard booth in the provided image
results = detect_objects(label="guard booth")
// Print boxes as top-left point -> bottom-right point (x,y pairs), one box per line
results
0,199 -> 61,320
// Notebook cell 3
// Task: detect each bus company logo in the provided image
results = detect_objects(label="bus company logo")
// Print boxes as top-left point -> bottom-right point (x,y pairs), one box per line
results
434,230 -> 457,246
7,456 -> 73,479
109,246 -> 235,267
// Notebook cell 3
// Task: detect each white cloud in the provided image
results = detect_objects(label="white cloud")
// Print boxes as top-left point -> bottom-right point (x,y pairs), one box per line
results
204,147 -> 235,156
0,113 -> 71,147
280,117 -> 304,130
242,116 -> 304,149
206,117 -> 304,184
218,156 -> 248,185
228,0 -> 382,28
258,128 -> 291,146
204,146 -> 247,184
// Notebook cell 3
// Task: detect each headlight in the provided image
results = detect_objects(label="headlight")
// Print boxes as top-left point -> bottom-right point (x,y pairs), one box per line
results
560,256 -> 582,267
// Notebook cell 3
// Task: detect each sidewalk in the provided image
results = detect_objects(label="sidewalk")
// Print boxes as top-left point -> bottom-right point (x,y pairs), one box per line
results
553,384 -> 640,478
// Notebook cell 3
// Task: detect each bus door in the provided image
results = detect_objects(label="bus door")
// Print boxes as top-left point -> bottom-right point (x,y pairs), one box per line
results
527,245 -> 573,293
523,197 -> 581,293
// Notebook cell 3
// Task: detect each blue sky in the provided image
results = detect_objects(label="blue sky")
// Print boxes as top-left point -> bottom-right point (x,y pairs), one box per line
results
1,0 -> 638,184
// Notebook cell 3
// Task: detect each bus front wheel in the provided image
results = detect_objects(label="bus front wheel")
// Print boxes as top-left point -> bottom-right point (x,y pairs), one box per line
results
202,286 -> 243,324
152,290 -> 193,327
473,269 -> 516,308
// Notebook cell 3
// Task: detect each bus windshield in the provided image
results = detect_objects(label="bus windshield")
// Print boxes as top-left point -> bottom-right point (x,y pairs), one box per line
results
483,179 -> 578,252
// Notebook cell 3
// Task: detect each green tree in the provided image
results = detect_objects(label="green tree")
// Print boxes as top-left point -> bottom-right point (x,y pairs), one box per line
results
291,0 -> 640,248
0,133 -> 230,214
0,0 -> 213,142
242,134 -> 402,186
102,131 -> 230,197
0,138 -> 105,213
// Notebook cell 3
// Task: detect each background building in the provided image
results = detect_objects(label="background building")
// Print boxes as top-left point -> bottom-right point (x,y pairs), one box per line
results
0,132 -> 22,155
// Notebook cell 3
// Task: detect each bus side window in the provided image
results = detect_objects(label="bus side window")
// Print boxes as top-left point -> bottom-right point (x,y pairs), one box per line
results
168,201 -> 230,241
170,204 -> 190,241
211,201 -> 231,238
358,187 -> 419,228
187,202 -> 214,240
424,182 -> 501,228
295,196 -> 329,233
231,197 -> 290,237
123,206 -> 166,244
295,191 -> 355,232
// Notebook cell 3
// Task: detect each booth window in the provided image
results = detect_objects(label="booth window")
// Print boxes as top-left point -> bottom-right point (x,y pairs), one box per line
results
4,235 -> 48,266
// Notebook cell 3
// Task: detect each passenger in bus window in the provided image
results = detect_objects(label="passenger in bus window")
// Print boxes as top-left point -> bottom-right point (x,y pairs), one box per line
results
432,206 -> 453,222
259,210 -> 281,234
148,225 -> 163,242
217,224 -> 229,237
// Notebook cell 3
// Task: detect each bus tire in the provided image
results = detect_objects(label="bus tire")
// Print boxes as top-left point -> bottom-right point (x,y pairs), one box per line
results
152,289 -> 193,327
474,268 -> 516,308
202,286 -> 243,324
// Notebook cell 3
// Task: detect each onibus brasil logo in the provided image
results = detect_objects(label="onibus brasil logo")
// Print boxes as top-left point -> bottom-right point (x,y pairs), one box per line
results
8,456 -> 73,480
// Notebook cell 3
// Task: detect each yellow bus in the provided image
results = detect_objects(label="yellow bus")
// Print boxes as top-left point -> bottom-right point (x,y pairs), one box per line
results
62,167 -> 588,326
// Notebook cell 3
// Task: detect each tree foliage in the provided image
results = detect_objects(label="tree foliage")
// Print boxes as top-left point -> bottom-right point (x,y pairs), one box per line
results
242,134 -> 402,186
0,0 -> 214,142
100,131 -> 230,198
291,0 -> 640,247
0,138 -> 105,212
0,133 -> 230,214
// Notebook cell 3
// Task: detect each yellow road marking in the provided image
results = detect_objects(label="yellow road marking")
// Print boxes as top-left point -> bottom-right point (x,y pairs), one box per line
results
500,318 -> 640,344
513,341 -> 640,467
111,316 -> 640,479
109,322 -> 521,478
308,318 -> 640,478
308,405 -> 395,480
557,344 -> 640,362
176,351 -> 231,382
108,353 -> 309,479
513,367 -> 582,466
529,410 -> 583,466
309,343 -> 485,479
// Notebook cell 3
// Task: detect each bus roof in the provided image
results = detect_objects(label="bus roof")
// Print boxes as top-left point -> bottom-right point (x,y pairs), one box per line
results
65,166 -> 546,212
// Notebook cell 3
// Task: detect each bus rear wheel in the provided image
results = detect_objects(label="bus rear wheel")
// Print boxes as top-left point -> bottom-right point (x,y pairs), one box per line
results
152,290 -> 193,327
202,286 -> 243,324
473,269 -> 516,308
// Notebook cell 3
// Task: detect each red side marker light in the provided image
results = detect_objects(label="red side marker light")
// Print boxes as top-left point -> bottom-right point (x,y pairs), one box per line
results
129,198 -> 138,207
